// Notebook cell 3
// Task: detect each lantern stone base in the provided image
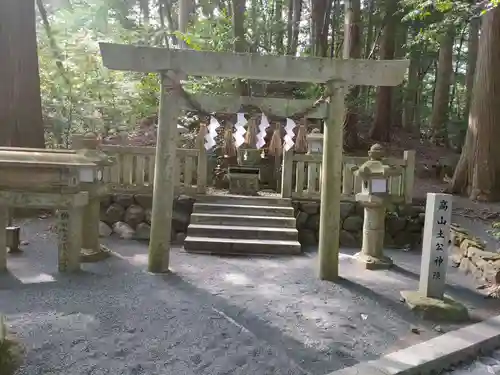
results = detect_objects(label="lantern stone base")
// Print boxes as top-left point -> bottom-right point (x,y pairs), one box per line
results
400,290 -> 469,322
354,251 -> 393,270
80,245 -> 111,263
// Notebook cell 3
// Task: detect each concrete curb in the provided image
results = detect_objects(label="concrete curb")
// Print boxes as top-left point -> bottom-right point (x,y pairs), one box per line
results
327,314 -> 500,374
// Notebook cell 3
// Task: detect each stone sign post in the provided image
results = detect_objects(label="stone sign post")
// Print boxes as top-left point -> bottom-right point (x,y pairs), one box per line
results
401,193 -> 468,321
419,193 -> 452,299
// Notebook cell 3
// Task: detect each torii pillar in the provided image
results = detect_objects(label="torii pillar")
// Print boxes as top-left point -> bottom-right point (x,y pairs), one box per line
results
99,43 -> 408,278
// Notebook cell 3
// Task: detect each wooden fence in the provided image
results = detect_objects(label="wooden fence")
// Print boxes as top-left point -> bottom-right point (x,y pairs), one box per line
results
73,135 -> 415,203
280,149 -> 416,203
97,144 -> 207,196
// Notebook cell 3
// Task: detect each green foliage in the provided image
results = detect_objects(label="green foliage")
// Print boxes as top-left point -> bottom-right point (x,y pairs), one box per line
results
38,0 -> 234,147
490,222 -> 500,240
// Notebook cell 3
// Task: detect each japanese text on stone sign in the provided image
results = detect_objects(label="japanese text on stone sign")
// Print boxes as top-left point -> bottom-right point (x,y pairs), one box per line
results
432,199 -> 449,279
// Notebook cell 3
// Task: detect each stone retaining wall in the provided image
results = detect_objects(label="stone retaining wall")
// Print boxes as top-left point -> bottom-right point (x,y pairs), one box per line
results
450,225 -> 500,285
294,200 -> 426,248
99,194 -> 194,243
99,194 -> 426,250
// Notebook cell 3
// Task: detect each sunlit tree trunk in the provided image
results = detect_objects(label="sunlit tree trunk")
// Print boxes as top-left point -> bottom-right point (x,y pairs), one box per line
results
231,0 -> 248,95
450,6 -> 500,201
288,0 -> 302,55
463,17 -> 480,120
369,0 -> 398,141
343,0 -> 361,150
429,28 -> 455,145
0,0 -> 45,147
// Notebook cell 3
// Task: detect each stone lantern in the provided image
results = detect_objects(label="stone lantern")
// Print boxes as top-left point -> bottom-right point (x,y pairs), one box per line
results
353,144 -> 401,270
306,131 -> 323,154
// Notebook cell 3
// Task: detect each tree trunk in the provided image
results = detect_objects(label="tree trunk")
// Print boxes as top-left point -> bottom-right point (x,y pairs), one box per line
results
286,0 -> 294,53
178,0 -> 193,48
0,0 -> 45,148
288,0 -> 302,55
311,0 -> 330,57
391,23 -> 407,128
463,17 -> 480,120
274,0 -> 285,54
343,0 -> 361,150
231,0 -> 248,95
429,28 -> 455,145
369,0 -> 398,142
403,29 -> 420,132
450,28 -> 465,118
450,7 -> 500,201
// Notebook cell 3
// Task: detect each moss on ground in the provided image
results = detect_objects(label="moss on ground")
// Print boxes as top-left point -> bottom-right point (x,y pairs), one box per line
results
0,337 -> 24,375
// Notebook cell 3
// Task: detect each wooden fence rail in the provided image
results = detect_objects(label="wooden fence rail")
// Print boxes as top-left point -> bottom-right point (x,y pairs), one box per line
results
281,149 -> 416,203
75,143 -> 208,196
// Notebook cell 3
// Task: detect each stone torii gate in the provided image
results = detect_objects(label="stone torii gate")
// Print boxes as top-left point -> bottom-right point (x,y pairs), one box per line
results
99,43 -> 409,280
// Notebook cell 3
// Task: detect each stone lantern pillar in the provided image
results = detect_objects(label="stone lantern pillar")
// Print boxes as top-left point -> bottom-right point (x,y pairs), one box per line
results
354,144 -> 401,270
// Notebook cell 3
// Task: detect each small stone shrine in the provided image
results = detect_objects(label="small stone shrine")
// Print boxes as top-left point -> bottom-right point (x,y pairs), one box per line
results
0,147 -> 100,272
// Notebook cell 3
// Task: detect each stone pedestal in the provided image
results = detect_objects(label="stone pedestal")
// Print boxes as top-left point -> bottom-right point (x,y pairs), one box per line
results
228,167 -> 260,195
400,290 -> 469,322
354,202 -> 392,270
82,197 -> 100,251
6,226 -> 21,253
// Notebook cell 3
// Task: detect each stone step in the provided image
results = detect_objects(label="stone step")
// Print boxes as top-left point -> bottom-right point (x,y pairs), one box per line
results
196,194 -> 291,207
193,203 -> 295,217
183,236 -> 302,256
190,213 -> 297,228
187,224 -> 298,241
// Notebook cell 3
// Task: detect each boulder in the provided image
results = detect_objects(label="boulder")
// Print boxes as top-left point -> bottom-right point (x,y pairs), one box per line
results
112,221 -> 135,240
135,222 -> 151,241
145,208 -> 152,224
124,205 -> 146,229
104,203 -> 125,225
114,194 -> 134,208
174,195 -> 195,214
172,209 -> 190,232
300,202 -> 319,215
134,194 -> 153,209
298,229 -> 317,246
305,214 -> 320,231
343,215 -> 364,232
99,221 -> 113,237
340,202 -> 355,220
339,230 -> 358,248
386,216 -> 407,236
295,211 -> 308,229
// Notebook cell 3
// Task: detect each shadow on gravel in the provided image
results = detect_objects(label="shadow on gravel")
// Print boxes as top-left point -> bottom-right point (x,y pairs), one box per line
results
162,272 -> 358,375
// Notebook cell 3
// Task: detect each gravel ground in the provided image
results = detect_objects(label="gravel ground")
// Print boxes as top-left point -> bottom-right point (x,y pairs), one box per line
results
2,217 -> 500,375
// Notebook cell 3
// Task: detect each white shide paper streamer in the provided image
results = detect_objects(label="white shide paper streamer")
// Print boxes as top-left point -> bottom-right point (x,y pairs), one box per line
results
283,118 -> 296,151
233,112 -> 247,148
256,113 -> 270,149
204,116 -> 221,150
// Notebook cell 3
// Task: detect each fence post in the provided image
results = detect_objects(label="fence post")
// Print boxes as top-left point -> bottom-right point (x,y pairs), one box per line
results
403,150 -> 416,204
196,125 -> 208,194
281,148 -> 293,198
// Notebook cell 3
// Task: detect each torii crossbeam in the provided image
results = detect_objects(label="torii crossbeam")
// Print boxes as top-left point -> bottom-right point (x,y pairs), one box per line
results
99,43 -> 409,280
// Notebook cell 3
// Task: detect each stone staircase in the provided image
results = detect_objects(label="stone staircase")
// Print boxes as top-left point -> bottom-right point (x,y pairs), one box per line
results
184,194 -> 301,255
